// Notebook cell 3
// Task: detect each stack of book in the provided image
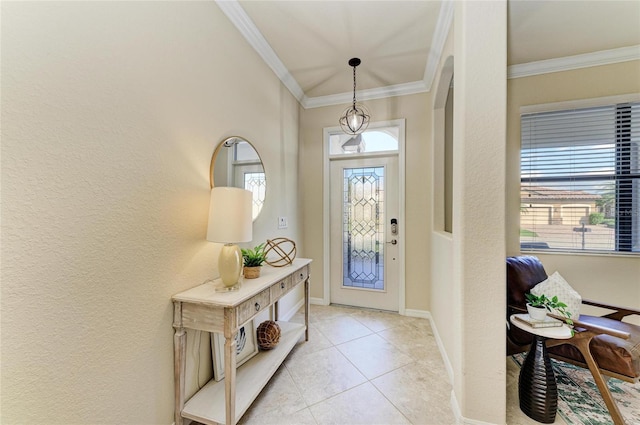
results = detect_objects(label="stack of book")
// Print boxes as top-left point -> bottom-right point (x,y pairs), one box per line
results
513,314 -> 563,328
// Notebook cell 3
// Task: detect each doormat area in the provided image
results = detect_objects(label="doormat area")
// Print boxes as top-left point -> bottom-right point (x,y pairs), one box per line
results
512,354 -> 640,425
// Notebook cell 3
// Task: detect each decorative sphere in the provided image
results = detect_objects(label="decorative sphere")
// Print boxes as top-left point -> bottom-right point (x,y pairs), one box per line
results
264,238 -> 297,267
256,320 -> 281,350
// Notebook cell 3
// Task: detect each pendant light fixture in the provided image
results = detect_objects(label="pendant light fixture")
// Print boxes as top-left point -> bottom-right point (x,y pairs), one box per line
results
339,57 -> 370,135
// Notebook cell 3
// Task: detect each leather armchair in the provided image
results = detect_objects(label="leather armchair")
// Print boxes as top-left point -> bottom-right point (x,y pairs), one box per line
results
506,256 -> 640,425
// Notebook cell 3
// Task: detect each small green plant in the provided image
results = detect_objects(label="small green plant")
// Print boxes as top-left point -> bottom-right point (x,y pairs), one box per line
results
589,212 -> 604,225
241,243 -> 267,267
526,293 -> 574,330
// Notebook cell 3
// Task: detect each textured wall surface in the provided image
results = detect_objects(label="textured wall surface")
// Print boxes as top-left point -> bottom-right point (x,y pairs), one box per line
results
452,2 -> 507,423
1,2 -> 300,423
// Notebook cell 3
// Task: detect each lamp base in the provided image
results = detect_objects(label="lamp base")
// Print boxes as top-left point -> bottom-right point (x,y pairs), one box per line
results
218,243 -> 243,288
215,283 -> 241,292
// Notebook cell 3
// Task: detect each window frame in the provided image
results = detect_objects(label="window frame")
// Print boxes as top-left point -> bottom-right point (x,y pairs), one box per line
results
519,94 -> 640,256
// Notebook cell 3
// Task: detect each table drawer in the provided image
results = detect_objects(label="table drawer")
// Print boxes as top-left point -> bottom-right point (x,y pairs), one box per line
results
293,265 -> 309,286
270,276 -> 293,300
236,288 -> 270,325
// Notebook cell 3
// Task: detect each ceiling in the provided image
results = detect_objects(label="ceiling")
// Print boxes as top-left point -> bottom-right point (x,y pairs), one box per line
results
217,0 -> 640,108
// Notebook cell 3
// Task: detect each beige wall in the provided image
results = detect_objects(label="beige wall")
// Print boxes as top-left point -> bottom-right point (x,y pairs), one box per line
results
507,60 -> 640,310
299,93 -> 431,312
1,3 -> 301,423
432,4 -> 508,423
450,2 -> 507,423
430,27 -> 456,384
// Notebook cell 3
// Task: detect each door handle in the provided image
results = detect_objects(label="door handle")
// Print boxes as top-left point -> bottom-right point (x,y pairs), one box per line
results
386,239 -> 397,245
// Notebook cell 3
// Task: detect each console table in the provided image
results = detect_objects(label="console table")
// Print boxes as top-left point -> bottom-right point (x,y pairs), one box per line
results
172,258 -> 311,425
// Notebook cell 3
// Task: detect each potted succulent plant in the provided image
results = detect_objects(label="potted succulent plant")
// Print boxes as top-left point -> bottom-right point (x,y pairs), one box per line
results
241,243 -> 267,279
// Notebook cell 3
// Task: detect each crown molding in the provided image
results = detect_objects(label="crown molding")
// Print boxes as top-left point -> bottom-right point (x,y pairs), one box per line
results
218,0 -> 449,109
423,0 -> 454,92
219,0 -> 637,109
508,45 -> 640,79
215,0 -> 305,102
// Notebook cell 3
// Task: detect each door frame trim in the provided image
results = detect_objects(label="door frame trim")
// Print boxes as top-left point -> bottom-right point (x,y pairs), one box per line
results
322,119 -> 406,314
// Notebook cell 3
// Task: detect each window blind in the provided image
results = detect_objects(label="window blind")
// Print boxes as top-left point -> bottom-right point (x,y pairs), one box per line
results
520,101 -> 639,254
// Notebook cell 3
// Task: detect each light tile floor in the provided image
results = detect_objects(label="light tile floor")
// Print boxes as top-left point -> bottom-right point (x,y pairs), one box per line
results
217,304 -> 553,425
237,304 -> 455,425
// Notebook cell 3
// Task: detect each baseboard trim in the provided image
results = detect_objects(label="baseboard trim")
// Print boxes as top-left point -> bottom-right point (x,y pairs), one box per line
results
423,311 -> 455,386
310,297 -> 328,306
403,308 -> 430,320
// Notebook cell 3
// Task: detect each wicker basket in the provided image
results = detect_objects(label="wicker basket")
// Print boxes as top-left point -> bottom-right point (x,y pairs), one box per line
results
243,266 -> 261,279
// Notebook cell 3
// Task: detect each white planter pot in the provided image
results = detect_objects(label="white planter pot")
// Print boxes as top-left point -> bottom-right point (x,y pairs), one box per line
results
527,304 -> 547,321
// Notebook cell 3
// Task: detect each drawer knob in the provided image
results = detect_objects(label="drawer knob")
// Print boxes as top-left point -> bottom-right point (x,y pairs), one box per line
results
281,282 -> 285,289
255,302 -> 260,311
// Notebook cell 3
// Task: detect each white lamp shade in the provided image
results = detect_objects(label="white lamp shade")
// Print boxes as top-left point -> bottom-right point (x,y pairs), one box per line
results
206,187 -> 253,243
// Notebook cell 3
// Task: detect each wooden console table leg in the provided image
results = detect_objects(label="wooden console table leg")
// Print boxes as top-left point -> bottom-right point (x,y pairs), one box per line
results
304,277 -> 310,341
173,301 -> 186,425
224,311 -> 238,425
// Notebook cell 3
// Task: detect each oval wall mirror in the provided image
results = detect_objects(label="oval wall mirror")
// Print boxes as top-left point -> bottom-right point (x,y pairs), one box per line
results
210,137 -> 266,221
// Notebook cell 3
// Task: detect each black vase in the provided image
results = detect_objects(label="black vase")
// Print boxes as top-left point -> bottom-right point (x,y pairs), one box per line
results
518,336 -> 558,423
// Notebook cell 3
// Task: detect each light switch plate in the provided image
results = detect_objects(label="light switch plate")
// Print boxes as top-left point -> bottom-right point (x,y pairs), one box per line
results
278,216 -> 288,229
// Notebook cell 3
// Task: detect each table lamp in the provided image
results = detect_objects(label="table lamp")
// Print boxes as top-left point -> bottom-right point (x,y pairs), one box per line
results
207,187 -> 253,289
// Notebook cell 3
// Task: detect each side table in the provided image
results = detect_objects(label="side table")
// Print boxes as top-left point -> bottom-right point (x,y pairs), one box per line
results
510,314 -> 573,423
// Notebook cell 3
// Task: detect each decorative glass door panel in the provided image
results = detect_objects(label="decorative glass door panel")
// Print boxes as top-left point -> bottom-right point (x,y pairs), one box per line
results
330,156 -> 399,312
328,122 -> 403,312
342,167 -> 385,290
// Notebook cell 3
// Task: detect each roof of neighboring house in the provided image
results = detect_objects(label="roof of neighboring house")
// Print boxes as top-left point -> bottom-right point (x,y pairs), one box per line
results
521,186 -> 602,201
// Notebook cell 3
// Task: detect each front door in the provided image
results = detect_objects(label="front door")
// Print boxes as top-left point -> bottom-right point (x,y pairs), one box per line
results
329,155 -> 400,311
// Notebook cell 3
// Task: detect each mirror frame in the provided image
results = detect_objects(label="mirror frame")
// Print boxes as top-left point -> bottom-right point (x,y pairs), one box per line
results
209,136 -> 266,220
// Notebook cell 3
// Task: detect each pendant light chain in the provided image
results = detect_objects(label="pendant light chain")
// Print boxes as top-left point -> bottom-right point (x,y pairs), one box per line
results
352,65 -> 357,108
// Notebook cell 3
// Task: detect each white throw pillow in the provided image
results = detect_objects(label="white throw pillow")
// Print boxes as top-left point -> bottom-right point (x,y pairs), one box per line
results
531,271 -> 582,320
